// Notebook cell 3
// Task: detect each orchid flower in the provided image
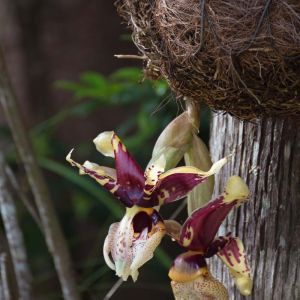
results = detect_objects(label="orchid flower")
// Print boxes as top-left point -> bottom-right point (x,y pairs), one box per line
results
166,176 -> 252,299
66,131 -> 228,281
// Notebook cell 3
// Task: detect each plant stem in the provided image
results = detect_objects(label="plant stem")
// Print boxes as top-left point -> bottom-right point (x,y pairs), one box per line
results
0,154 -> 32,300
0,48 -> 81,300
5,166 -> 43,230
0,253 -> 11,300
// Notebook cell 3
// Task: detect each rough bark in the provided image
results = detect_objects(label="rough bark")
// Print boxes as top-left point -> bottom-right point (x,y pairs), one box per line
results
210,113 -> 300,300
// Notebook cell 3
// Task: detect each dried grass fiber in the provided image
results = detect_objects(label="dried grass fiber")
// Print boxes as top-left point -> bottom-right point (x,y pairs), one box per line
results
116,0 -> 300,120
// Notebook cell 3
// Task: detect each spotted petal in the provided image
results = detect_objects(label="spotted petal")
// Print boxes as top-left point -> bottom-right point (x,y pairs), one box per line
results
218,237 -> 252,296
66,150 -> 132,206
130,228 -> 165,281
179,176 -> 249,251
147,157 -> 228,206
94,131 -> 145,203
103,222 -> 119,271
104,206 -> 165,281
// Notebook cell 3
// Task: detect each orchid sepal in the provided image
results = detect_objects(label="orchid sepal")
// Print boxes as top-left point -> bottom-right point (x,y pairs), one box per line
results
217,236 -> 252,296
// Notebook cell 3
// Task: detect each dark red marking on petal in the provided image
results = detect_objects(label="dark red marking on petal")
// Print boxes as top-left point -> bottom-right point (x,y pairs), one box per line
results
81,166 -> 133,207
205,235 -> 231,258
218,238 -> 243,268
113,134 -> 145,203
179,195 -> 237,251
146,173 -> 206,206
132,211 -> 152,233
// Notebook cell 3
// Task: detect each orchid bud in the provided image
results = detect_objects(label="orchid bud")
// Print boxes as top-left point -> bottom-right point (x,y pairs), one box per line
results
184,134 -> 214,215
149,112 -> 197,171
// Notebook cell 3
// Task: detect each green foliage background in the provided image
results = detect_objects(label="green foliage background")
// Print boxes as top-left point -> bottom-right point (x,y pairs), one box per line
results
1,67 -> 210,299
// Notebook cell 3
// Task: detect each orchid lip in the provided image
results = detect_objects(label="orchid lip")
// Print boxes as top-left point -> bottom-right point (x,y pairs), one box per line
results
103,206 -> 165,281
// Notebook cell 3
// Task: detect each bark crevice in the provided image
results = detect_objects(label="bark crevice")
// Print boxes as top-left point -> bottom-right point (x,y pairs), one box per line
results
210,114 -> 300,300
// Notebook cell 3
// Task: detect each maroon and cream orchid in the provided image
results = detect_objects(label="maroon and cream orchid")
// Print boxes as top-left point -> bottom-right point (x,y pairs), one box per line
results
166,176 -> 252,299
66,131 -> 227,281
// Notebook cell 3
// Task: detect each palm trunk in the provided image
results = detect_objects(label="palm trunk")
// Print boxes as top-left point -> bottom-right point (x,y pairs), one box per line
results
209,113 -> 300,300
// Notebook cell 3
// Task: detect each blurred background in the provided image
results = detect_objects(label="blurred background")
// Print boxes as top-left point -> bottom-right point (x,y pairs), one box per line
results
0,1 -> 210,299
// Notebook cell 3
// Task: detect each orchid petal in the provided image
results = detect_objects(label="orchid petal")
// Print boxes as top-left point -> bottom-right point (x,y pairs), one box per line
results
179,176 -> 249,251
218,237 -> 252,296
66,149 -> 132,207
171,271 -> 229,300
130,227 -> 165,281
148,156 -> 228,206
168,251 -> 208,283
82,161 -> 116,179
204,235 -> 231,258
103,222 -> 119,271
110,132 -> 145,203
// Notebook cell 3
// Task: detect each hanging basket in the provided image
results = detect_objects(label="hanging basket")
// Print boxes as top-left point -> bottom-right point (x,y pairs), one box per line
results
116,0 -> 300,120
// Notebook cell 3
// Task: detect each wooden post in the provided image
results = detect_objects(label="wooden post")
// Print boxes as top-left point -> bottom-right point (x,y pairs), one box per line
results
210,113 -> 300,300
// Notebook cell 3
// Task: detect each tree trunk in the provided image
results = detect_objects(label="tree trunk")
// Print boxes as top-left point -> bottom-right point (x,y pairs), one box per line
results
209,113 -> 300,300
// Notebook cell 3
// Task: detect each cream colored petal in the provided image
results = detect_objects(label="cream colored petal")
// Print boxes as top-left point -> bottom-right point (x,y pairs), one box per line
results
93,131 -> 115,157
111,213 -> 134,281
66,149 -> 118,188
103,222 -> 120,271
158,155 -> 228,180
130,229 -> 165,282
83,161 -> 116,179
